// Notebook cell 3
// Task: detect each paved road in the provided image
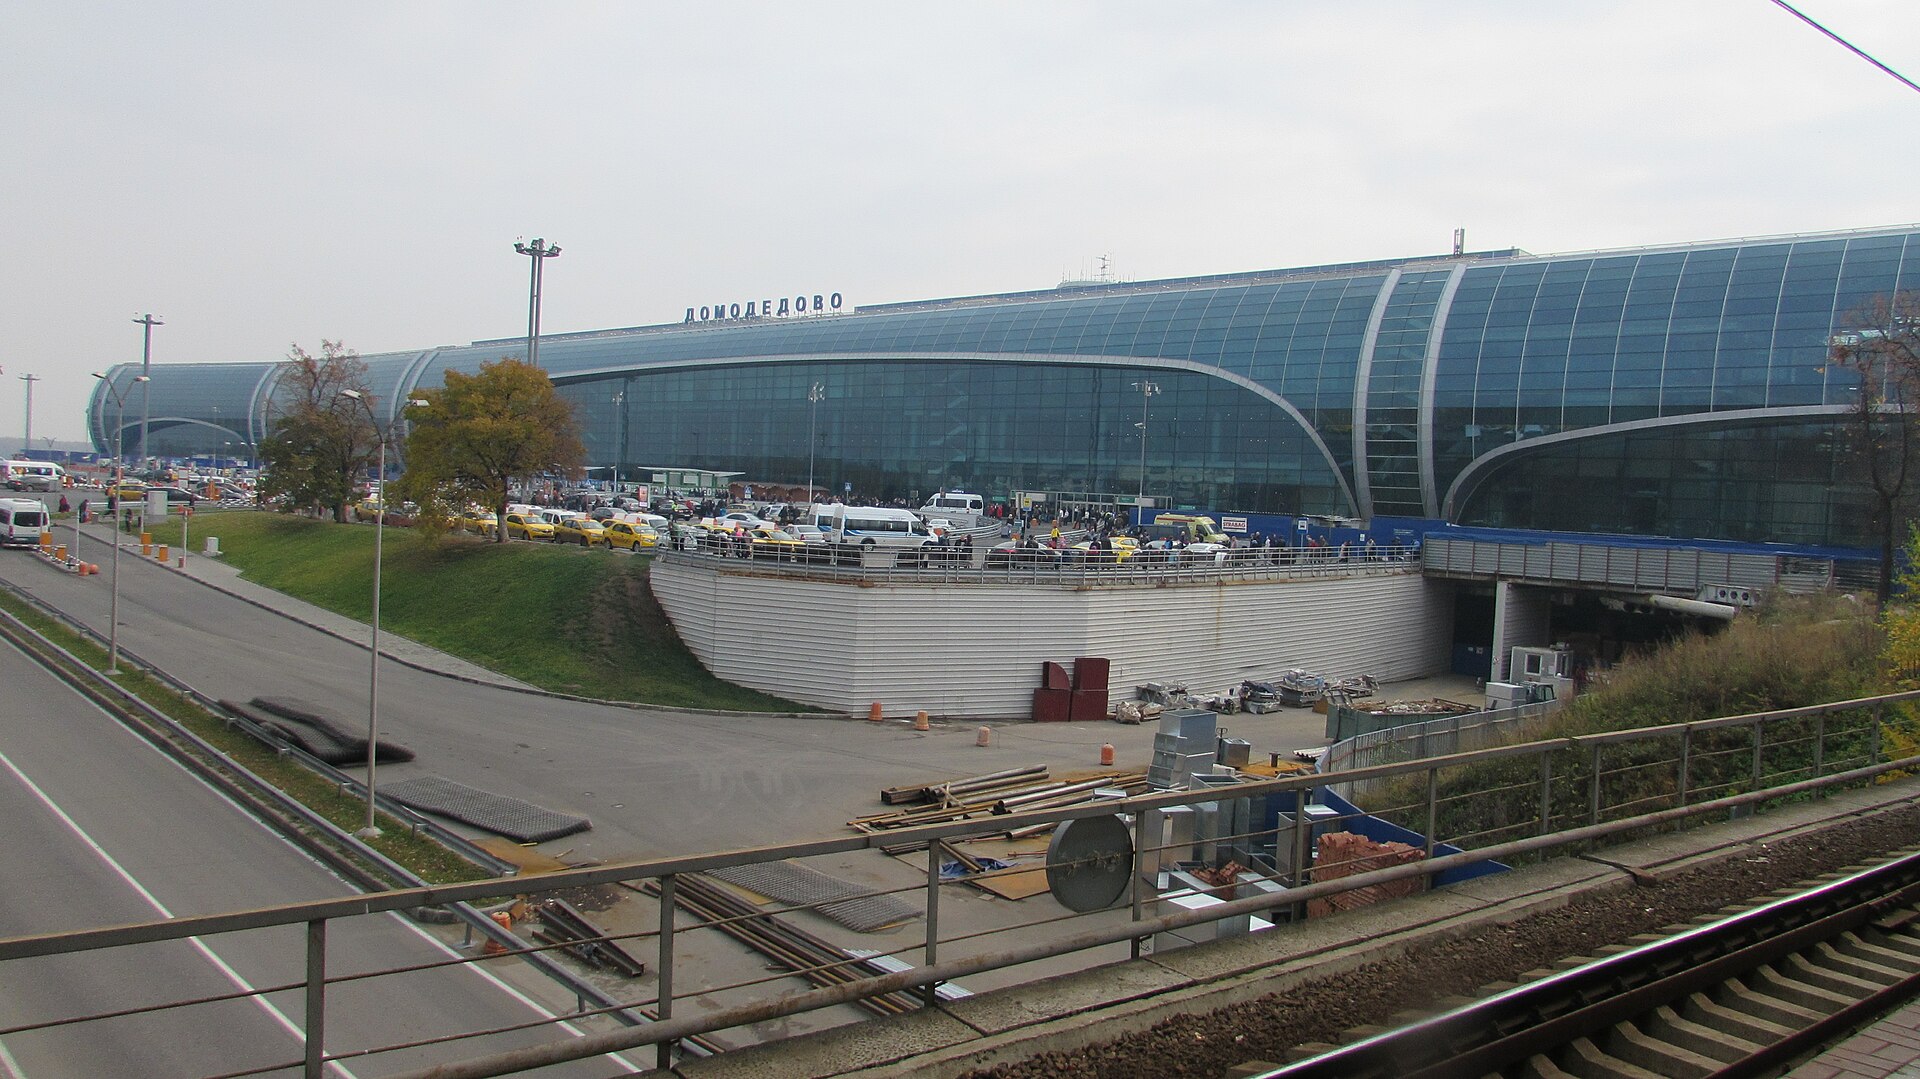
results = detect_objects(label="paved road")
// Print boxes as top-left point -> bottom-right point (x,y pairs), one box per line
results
0,634 -> 639,1077
0,511 -> 1348,864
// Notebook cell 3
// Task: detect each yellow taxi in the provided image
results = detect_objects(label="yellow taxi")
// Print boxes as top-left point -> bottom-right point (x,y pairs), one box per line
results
1071,535 -> 1140,563
744,525 -> 806,560
603,519 -> 659,551
108,481 -> 147,502
555,516 -> 608,547
460,507 -> 499,537
504,512 -> 555,541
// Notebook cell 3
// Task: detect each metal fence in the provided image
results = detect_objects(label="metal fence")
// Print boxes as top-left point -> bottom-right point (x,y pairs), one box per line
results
657,541 -> 1426,587
1319,699 -> 1565,801
4,678 -> 1916,1078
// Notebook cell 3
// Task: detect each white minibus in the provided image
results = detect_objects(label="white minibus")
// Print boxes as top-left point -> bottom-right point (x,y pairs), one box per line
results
0,498 -> 49,546
2,460 -> 62,492
919,491 -> 984,516
811,505 -> 937,549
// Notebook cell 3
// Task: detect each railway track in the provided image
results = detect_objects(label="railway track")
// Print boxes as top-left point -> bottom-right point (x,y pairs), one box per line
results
1252,848 -> 1920,1079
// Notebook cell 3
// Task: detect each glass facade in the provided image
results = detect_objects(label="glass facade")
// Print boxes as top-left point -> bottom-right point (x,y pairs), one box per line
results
89,224 -> 1920,551
561,360 -> 1349,514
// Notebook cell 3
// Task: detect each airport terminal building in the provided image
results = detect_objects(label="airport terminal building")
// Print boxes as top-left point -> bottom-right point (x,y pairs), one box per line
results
91,223 -> 1920,554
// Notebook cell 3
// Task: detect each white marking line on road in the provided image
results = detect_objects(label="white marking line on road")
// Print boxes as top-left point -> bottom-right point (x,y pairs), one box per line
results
389,916 -> 642,1073
0,746 -> 358,1079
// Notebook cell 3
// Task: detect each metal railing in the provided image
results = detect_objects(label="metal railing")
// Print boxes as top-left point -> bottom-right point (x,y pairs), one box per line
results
656,541 -> 1426,586
4,687 -> 1916,1077
1319,699 -> 1565,800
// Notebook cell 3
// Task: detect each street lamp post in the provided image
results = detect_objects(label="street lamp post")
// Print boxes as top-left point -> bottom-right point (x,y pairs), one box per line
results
512,238 -> 561,369
91,371 -> 149,676
18,373 -> 39,457
1133,379 -> 1160,518
337,389 -> 428,838
133,314 -> 162,468
806,381 -> 825,505
612,386 -> 628,490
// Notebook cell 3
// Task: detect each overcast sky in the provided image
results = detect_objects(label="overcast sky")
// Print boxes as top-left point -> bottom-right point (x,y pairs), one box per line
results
5,1 -> 1918,442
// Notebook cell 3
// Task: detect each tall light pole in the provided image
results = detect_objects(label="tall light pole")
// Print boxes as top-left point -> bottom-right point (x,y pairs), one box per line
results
18,374 -> 38,458
1133,379 -> 1160,517
92,371 -> 149,676
133,314 -> 162,468
512,238 -> 560,369
806,381 -> 825,504
337,389 -> 427,838
612,382 -> 632,490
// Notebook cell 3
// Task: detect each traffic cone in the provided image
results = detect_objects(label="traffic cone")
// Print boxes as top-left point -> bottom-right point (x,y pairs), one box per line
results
868,701 -> 884,722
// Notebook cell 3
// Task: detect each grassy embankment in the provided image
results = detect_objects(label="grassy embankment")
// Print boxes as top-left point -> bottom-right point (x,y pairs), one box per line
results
176,510 -> 810,711
1364,594 -> 1896,850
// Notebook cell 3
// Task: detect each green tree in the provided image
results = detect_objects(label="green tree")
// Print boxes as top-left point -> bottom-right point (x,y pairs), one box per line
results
257,341 -> 374,523
1828,291 -> 1920,604
396,358 -> 584,541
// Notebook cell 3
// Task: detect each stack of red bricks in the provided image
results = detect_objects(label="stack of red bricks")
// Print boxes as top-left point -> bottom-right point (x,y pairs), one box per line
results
1306,832 -> 1426,918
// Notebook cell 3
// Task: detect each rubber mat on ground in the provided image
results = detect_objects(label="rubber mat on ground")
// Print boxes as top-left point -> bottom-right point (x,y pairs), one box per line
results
707,861 -> 919,932
381,776 -> 590,843
226,697 -> 415,766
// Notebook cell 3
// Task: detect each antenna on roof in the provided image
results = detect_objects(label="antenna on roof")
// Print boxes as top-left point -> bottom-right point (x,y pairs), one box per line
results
1453,228 -> 1466,256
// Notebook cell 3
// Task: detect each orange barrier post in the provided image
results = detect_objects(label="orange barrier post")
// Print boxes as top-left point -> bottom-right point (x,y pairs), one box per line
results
867,701 -> 884,722
140,532 -> 152,556
914,710 -> 930,731
483,910 -> 513,955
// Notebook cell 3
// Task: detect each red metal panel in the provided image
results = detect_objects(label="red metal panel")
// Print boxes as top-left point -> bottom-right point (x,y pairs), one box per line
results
1032,688 -> 1072,723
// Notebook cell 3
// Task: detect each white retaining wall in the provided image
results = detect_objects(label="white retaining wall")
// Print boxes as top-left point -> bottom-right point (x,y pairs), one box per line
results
650,560 -> 1454,719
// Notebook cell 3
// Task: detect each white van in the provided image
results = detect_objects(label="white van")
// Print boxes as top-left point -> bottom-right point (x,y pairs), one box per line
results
812,505 -> 937,549
0,498 -> 49,546
919,491 -> 984,516
2,460 -> 62,492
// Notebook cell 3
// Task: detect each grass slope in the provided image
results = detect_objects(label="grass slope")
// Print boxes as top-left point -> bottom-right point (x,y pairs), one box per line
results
179,510 -> 811,711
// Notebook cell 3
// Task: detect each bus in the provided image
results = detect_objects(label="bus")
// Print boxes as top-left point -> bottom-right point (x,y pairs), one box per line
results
0,498 -> 49,546
811,505 -> 938,549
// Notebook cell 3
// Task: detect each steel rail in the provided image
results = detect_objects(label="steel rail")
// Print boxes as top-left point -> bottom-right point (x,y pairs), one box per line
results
1250,850 -> 1920,1079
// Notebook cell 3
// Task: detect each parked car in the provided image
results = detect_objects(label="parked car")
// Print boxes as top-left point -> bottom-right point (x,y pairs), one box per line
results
1070,536 -> 1139,563
604,520 -> 658,551
746,525 -> 805,559
710,510 -> 769,530
460,507 -> 499,536
987,539 -> 1068,567
504,512 -> 555,540
555,516 -> 609,547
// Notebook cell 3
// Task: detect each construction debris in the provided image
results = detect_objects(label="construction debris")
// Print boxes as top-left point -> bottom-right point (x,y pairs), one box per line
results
853,768 -> 1149,840
641,875 -> 925,1017
530,898 -> 646,977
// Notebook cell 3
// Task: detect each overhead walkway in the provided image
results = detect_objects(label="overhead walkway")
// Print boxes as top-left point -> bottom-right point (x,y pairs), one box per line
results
1421,528 -> 1875,603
